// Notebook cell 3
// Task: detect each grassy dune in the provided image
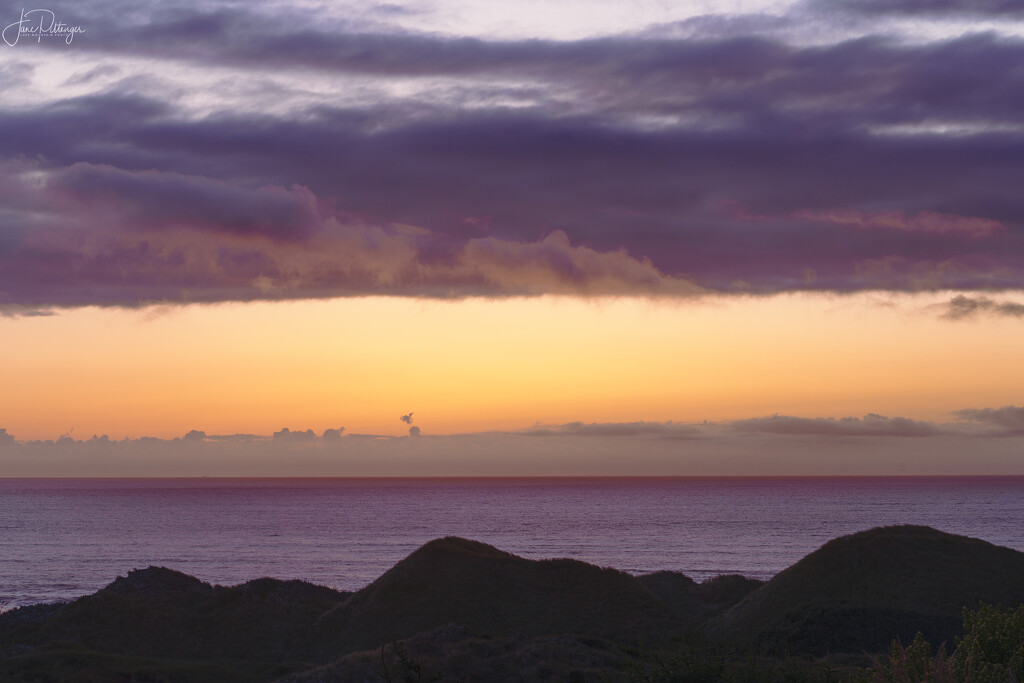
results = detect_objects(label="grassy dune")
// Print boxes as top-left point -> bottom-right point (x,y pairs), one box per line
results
2,526 -> 1022,682
715,525 -> 1024,653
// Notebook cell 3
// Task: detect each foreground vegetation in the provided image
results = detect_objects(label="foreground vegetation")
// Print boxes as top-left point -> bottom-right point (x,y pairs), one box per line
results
346,603 -> 1023,683
853,603 -> 1024,683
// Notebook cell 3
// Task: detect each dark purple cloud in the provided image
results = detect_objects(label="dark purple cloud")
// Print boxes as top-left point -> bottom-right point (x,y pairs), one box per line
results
10,6 -> 795,78
0,157 -> 697,308
3,7 -> 1024,308
818,0 -> 1024,17
50,163 -> 321,241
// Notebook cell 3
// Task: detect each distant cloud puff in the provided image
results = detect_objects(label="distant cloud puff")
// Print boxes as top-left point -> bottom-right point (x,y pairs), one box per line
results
940,295 -> 1024,320
273,427 -> 318,442
0,428 -> 14,446
400,413 -> 414,424
322,427 -> 345,441
408,425 -> 421,437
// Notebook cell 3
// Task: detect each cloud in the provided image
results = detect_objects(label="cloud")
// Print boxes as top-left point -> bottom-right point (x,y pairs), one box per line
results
0,60 -> 34,91
400,413 -> 414,424
273,427 -> 318,442
4,12 -> 1024,305
817,0 -> 1024,17
322,427 -> 345,441
204,433 -> 263,442
0,158 -> 706,310
49,162 -> 322,241
62,64 -> 123,86
3,410 -> 1024,476
790,210 -> 1003,238
940,294 -> 1024,320
640,13 -> 796,41
522,420 -> 700,439
728,413 -> 942,437
408,425 -> 421,437
460,232 -> 700,296
951,406 -> 1024,435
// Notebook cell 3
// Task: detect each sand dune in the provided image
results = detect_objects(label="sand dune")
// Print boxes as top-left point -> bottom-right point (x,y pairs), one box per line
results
2,526 -> 1023,681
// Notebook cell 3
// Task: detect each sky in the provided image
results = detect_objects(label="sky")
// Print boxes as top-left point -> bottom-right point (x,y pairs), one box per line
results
2,0 -> 1024,474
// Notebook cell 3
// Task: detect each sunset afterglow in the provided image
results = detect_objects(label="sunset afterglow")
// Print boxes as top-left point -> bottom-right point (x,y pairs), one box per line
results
2,0 -> 1024,474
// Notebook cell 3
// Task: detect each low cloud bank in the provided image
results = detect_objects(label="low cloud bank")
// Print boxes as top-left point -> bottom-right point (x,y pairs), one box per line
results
3,408 -> 1024,476
952,406 -> 1024,435
728,413 -> 941,437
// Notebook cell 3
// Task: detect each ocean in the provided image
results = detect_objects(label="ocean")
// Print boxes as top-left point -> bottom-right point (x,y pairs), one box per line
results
2,476 -> 1022,609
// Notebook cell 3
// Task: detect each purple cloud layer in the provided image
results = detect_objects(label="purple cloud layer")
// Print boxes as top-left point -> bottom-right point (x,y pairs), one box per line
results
817,0 -> 1024,17
3,4 -> 1024,308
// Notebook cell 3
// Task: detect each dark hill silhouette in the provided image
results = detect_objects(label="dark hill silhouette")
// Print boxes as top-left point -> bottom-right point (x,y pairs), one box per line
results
103,566 -> 214,600
696,574 -> 766,609
318,536 -> 686,653
3,527 -> 1024,680
634,571 -> 701,621
0,567 -> 350,679
636,571 -> 763,621
716,525 -> 1024,653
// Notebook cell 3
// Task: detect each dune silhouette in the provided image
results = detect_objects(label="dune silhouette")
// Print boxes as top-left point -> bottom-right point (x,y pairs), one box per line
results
2,566 -> 349,676
715,525 -> 1024,653
318,536 -> 684,653
2,526 -> 1024,680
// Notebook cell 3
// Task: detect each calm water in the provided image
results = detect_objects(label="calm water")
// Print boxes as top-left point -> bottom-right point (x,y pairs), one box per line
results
1,477 -> 1022,609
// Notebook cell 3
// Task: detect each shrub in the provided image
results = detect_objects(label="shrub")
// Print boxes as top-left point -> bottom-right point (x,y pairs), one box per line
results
854,633 -> 955,683
954,604 -> 1024,683
849,604 -> 1024,683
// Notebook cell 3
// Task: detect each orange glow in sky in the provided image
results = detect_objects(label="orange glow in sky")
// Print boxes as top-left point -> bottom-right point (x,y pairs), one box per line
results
3,292 -> 1023,441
